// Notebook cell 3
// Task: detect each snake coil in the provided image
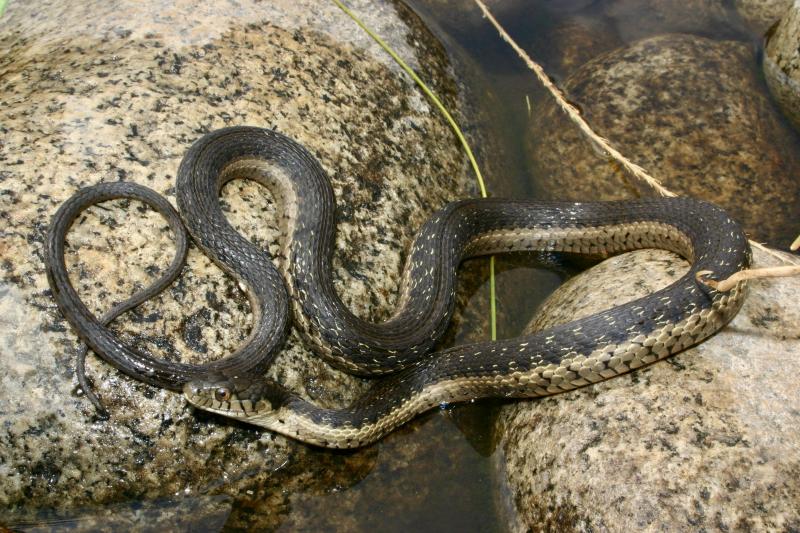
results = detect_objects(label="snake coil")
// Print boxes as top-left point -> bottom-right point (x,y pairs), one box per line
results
46,126 -> 750,448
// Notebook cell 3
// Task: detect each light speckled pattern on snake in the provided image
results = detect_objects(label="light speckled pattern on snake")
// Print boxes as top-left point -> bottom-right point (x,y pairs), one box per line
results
45,127 -> 750,448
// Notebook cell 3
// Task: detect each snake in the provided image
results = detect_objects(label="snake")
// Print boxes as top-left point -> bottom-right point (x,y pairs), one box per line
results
46,126 -> 750,448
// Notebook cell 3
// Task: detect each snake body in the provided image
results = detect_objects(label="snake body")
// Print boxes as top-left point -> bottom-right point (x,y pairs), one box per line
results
46,126 -> 750,448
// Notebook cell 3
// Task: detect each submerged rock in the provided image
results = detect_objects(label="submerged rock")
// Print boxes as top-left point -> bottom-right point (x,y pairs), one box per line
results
0,0 -> 477,528
495,246 -> 800,531
603,0 -> 742,41
527,33 -> 800,247
735,0 -> 794,34
529,15 -> 623,79
764,1 -> 800,133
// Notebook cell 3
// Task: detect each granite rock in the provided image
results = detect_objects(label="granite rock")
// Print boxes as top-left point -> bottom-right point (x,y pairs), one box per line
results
495,246 -> 800,532
0,0 -> 477,528
735,0 -> 794,34
764,0 -> 800,133
527,33 -> 800,246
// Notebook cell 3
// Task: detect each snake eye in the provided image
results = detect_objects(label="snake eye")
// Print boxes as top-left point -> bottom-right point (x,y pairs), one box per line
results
214,387 -> 232,402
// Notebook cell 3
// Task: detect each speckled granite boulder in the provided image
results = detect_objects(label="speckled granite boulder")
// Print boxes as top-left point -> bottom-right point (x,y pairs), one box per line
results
0,0 -> 477,528
764,1 -> 800,132
494,246 -> 800,531
736,0 -> 794,34
527,33 -> 800,246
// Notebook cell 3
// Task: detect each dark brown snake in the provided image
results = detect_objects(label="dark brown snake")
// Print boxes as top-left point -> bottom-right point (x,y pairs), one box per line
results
45,126 -> 750,447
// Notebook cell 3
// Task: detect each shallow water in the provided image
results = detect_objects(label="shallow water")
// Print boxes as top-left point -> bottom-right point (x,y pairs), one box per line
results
3,0 -> 799,531
329,0 -> 800,530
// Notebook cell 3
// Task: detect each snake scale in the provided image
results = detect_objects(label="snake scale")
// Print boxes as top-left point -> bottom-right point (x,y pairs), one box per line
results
46,126 -> 750,448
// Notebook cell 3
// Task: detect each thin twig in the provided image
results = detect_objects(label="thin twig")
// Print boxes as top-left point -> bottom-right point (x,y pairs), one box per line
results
697,266 -> 800,292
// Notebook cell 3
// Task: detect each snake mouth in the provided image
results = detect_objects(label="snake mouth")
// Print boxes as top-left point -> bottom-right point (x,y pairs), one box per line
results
183,380 -> 262,420
183,382 -> 226,410
183,382 -> 217,411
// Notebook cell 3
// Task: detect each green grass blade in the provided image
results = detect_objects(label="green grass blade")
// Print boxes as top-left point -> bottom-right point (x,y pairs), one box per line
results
333,0 -> 497,339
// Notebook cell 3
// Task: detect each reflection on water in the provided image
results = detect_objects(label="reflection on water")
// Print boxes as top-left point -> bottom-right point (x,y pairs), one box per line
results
4,495 -> 232,532
274,412 -> 498,532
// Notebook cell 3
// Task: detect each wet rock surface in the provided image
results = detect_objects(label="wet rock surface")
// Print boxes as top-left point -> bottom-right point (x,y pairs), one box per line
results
495,247 -> 800,532
764,0 -> 800,133
527,33 -> 800,247
0,0 -> 479,528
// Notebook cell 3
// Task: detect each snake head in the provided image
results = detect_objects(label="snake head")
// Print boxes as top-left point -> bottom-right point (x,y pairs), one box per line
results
183,373 -> 292,421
